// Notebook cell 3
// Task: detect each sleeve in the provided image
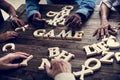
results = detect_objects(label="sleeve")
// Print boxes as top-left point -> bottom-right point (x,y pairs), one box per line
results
54,73 -> 75,80
102,0 -> 115,8
75,0 -> 96,20
25,0 -> 40,20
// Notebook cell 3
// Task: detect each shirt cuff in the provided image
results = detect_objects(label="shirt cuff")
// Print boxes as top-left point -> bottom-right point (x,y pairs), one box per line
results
102,0 -> 113,8
54,73 -> 75,80
76,8 -> 88,19
27,10 -> 39,20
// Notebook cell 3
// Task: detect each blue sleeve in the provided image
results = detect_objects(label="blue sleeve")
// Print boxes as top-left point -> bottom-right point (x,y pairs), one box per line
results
26,0 -> 40,19
75,0 -> 96,19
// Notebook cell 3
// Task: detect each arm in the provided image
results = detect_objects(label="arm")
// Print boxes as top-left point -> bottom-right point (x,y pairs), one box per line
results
0,0 -> 25,27
0,0 -> 16,17
65,0 -> 96,28
26,0 -> 40,19
75,0 -> 96,21
93,1 -> 117,40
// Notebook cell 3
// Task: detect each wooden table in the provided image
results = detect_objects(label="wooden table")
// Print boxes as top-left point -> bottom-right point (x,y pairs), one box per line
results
0,3 -> 120,80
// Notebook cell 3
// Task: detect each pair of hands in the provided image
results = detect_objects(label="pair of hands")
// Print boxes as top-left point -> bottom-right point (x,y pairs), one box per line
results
31,12 -> 82,28
0,52 -> 72,79
0,16 -> 24,42
0,52 -> 29,70
93,21 -> 118,40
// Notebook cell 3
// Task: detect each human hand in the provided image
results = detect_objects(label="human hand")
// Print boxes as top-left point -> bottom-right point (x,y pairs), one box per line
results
11,16 -> 25,28
93,22 -> 117,40
0,52 -> 29,70
45,59 -> 71,78
31,12 -> 46,28
0,31 -> 18,42
65,13 -> 82,29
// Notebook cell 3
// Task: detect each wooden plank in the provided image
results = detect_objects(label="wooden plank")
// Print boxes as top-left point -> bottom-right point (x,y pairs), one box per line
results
0,4 -> 120,80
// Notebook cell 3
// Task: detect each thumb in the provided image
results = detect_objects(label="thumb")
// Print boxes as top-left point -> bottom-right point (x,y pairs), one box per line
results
5,63 -> 21,70
45,64 -> 51,74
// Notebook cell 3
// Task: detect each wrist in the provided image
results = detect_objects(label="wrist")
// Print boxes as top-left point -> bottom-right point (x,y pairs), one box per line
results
101,18 -> 108,25
10,15 -> 18,20
77,13 -> 86,23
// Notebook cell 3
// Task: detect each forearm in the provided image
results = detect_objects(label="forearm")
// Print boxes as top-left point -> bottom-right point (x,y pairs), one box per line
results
100,3 -> 110,25
0,0 -> 16,16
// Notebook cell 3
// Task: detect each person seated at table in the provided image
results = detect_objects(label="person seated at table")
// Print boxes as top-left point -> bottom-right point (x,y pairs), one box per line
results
0,53 -> 75,80
93,0 -> 119,40
0,0 -> 25,42
26,0 -> 96,29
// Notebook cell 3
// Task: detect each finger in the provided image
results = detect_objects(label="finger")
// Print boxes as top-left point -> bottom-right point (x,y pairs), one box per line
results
11,31 -> 19,35
65,15 -> 74,25
4,63 -> 21,70
58,61 -> 64,71
101,28 -> 104,39
17,20 -> 25,26
8,36 -> 16,39
66,22 -> 73,28
15,52 -> 30,57
72,17 -> 79,28
105,27 -> 109,37
96,29 -> 101,40
8,53 -> 29,62
93,29 -> 98,37
33,13 -> 41,21
76,20 -> 82,28
45,64 -> 51,74
109,26 -> 116,32
58,60 -> 70,71
108,30 -> 117,36
33,18 -> 41,21
14,20 -> 21,27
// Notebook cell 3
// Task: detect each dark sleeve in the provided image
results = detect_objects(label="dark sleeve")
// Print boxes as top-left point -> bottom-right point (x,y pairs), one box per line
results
26,0 -> 40,19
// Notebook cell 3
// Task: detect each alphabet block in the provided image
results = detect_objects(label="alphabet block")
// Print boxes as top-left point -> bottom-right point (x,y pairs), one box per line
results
83,45 -> 98,57
73,31 -> 84,40
107,38 -> 120,49
73,65 -> 93,80
20,55 -> 33,66
55,50 -> 75,61
56,30 -> 72,39
2,43 -> 15,52
33,29 -> 46,38
100,52 -> 114,64
96,42 -> 109,51
115,52 -> 120,62
84,58 -> 101,71
38,58 -> 51,70
48,47 -> 60,58
43,29 -> 55,38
